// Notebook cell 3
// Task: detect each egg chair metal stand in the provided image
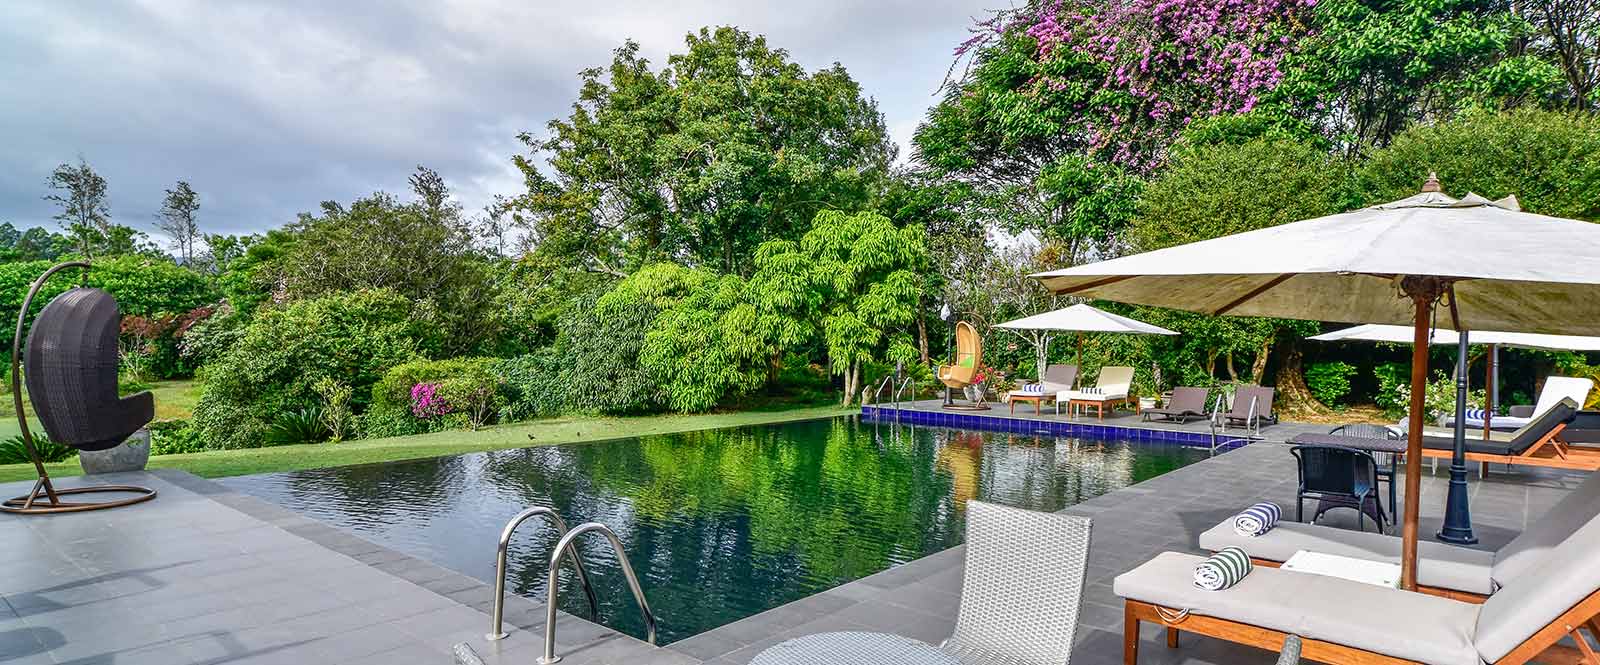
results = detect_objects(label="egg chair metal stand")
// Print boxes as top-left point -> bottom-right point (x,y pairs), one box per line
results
5,261 -> 156,514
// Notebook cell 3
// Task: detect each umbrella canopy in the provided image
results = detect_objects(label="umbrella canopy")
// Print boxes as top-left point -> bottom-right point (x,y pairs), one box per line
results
1032,190 -> 1600,336
1310,324 -> 1600,351
992,304 -> 1175,378
993,303 -> 1179,335
1029,178 -> 1600,592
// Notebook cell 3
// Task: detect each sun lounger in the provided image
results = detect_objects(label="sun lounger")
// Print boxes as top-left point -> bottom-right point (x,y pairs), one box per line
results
1222,385 -> 1278,431
1058,366 -> 1134,419
1200,467 -> 1600,601
1447,376 -> 1594,430
1007,364 -> 1077,408
1118,508 -> 1600,664
1142,387 -> 1209,424
1419,399 -> 1599,471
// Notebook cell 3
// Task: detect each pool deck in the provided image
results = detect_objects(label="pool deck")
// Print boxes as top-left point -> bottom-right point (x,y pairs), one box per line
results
0,425 -> 1582,664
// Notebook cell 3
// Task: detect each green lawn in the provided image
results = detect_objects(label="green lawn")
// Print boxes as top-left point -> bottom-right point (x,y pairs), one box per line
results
0,404 -> 856,482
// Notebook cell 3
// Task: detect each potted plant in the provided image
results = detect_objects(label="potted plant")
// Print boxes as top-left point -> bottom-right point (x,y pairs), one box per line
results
79,428 -> 151,474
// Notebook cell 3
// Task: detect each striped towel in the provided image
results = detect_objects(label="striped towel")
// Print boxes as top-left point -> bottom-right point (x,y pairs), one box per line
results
1232,502 -> 1282,537
1465,408 -> 1489,420
1083,387 -> 1104,395
1021,382 -> 1044,395
1193,547 -> 1252,591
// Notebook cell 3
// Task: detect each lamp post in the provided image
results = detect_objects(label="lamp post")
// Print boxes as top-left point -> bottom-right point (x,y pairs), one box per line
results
1438,329 -> 1478,544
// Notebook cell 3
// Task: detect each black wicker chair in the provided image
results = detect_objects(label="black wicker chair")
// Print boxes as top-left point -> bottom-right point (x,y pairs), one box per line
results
1290,444 -> 1387,533
6,261 -> 156,513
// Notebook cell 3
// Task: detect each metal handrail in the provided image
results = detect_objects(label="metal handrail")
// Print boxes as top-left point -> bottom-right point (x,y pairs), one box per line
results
892,378 -> 914,410
486,507 -> 598,641
872,375 -> 895,404
539,523 -> 657,664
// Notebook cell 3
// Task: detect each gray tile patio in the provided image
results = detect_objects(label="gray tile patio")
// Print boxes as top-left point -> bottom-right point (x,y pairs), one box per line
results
0,433 -> 1579,664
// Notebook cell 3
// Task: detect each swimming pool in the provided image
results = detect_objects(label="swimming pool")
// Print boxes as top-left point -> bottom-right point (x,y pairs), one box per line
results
223,417 -> 1214,643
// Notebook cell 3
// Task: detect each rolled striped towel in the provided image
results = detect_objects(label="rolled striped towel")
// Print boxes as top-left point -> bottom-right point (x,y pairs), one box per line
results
1193,547 -> 1252,591
1232,502 -> 1282,537
1022,382 -> 1044,395
1465,408 -> 1489,421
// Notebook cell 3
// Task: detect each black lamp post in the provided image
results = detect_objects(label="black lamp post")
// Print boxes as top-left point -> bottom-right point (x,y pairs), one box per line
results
1437,329 -> 1477,544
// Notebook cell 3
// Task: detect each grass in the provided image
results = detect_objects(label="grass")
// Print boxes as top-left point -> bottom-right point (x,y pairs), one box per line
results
0,404 -> 856,483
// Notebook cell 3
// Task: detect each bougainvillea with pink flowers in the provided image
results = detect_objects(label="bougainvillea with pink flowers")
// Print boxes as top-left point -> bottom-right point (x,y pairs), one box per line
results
953,0 -> 1316,170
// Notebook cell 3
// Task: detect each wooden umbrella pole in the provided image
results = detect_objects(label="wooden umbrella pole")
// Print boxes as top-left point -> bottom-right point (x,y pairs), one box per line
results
1484,344 -> 1496,441
1399,279 -> 1444,592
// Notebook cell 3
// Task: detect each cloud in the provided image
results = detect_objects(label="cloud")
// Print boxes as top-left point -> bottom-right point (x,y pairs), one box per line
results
0,0 -> 998,242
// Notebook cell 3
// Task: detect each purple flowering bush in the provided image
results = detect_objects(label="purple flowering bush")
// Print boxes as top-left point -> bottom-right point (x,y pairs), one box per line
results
410,382 -> 452,418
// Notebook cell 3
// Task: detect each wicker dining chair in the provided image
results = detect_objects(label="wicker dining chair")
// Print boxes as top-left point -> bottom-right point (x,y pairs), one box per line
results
941,501 -> 1092,665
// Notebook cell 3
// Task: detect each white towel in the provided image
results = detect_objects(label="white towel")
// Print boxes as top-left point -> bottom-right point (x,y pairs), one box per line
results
1232,502 -> 1281,537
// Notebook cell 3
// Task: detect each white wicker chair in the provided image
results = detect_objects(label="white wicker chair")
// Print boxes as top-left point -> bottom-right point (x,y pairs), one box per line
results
1277,635 -> 1302,664
940,501 -> 1092,665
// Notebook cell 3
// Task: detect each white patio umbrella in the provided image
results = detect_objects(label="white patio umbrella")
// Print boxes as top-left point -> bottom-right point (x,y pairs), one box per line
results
1311,323 -> 1600,437
993,303 -> 1177,378
1029,176 -> 1600,591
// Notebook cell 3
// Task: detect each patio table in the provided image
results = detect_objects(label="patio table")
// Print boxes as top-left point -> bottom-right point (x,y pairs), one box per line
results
749,631 -> 960,665
1289,432 -> 1406,525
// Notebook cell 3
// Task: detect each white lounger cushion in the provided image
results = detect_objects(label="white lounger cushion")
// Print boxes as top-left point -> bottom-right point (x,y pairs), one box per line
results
1057,389 -> 1128,403
1491,469 -> 1600,588
1114,552 -> 1481,665
1475,509 -> 1600,662
1446,375 -> 1593,429
1198,521 -> 1495,595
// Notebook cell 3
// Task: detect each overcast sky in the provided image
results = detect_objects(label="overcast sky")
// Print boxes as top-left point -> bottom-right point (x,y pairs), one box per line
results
0,1 -> 1000,241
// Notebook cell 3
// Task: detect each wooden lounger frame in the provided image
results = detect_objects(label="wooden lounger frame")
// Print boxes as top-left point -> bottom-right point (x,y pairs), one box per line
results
1124,590 -> 1600,665
1249,557 -> 1488,603
1418,423 -> 1600,472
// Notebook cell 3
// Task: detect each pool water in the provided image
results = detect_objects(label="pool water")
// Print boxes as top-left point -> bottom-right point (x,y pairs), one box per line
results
223,417 -> 1213,643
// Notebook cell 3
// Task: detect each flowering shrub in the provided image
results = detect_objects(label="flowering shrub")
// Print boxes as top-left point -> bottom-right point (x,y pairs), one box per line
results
410,382 -> 451,418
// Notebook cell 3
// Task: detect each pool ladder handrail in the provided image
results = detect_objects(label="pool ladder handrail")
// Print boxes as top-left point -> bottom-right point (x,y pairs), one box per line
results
1207,393 -> 1252,454
539,522 -> 657,664
486,507 -> 599,641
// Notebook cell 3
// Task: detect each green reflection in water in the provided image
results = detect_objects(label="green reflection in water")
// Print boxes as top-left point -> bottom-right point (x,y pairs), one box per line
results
224,417 -> 1211,643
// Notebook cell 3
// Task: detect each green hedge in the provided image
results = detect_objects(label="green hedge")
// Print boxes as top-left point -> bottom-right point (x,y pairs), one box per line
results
192,289 -> 433,449
363,357 -> 503,438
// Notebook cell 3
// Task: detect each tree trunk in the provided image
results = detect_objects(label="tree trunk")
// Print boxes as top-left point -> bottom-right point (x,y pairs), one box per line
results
1250,333 -> 1275,383
917,312 -> 930,365
1224,349 -> 1238,381
1204,349 -> 1218,379
1274,339 -> 1333,418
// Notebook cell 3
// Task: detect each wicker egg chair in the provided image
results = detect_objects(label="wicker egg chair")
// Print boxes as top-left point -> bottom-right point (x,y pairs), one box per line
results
6,261 -> 156,514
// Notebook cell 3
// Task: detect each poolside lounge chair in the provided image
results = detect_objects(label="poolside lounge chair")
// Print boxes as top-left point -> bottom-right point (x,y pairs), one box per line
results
1221,385 -> 1278,432
1058,366 -> 1134,419
1418,398 -> 1599,471
1142,387 -> 1209,423
1447,376 -> 1594,431
1199,467 -> 1600,601
1118,509 -> 1600,665
938,321 -> 984,405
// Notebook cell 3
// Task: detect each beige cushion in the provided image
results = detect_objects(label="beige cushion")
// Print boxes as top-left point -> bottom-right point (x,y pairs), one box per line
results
1491,470 -> 1600,589
1059,389 -> 1128,402
1115,552 -> 1481,665
1200,521 -> 1495,595
1476,510 -> 1600,662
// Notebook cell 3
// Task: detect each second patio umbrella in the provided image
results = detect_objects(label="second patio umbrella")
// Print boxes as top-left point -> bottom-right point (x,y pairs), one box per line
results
992,303 -> 1177,379
1029,176 -> 1600,590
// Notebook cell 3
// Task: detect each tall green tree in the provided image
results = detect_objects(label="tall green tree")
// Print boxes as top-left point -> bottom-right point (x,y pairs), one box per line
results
156,181 -> 201,265
44,157 -> 112,258
271,167 -> 499,354
750,210 -> 928,405
1520,0 -> 1600,110
512,26 -> 894,276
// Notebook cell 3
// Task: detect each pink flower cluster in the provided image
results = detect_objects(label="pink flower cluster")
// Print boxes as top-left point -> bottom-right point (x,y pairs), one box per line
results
410,382 -> 452,419
1019,0 -> 1316,168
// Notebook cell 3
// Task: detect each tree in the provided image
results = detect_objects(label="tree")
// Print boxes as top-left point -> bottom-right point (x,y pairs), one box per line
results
1267,0 -> 1566,149
750,210 -> 928,405
0,224 -> 70,262
156,181 -> 201,264
44,157 -> 112,257
1520,0 -> 1599,110
1357,108 -> 1600,220
512,26 -> 895,277
272,167 -> 500,354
